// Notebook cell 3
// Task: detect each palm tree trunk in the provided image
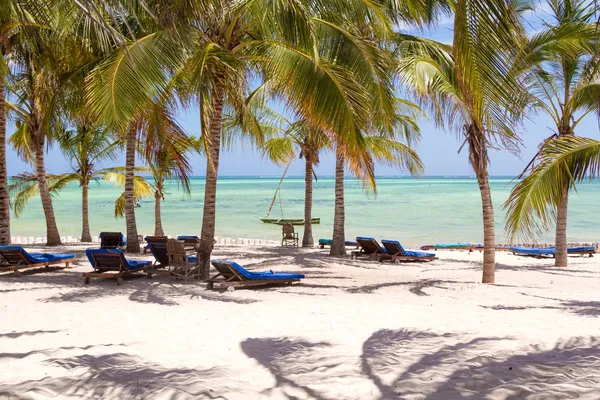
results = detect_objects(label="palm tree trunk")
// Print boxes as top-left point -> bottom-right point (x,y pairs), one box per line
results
154,191 -> 164,237
554,184 -> 569,267
124,124 -> 140,253
197,84 -> 225,280
0,76 -> 10,245
330,146 -> 346,257
302,158 -> 314,247
35,138 -> 61,245
477,170 -> 495,283
469,128 -> 495,283
80,183 -> 92,242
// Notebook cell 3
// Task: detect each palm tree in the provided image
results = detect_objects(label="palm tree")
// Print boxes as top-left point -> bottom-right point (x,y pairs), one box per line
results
262,119 -> 330,247
82,0 -> 408,279
505,136 -> 600,244
9,168 -> 152,239
396,0 -> 529,283
140,102 -> 197,236
0,0 -> 41,245
123,119 -> 142,253
330,142 -> 347,257
0,1 -> 13,245
55,124 -> 121,241
6,6 -> 97,245
504,0 -> 600,267
329,122 -> 425,257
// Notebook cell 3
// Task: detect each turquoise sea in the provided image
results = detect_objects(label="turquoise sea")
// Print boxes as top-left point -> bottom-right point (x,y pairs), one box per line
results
9,176 -> 600,246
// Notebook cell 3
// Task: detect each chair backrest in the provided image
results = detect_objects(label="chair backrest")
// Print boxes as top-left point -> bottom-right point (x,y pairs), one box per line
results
212,260 -> 246,281
148,243 -> 169,266
381,240 -> 405,256
282,223 -> 295,239
145,236 -> 168,244
167,239 -> 187,266
99,232 -> 124,249
0,247 -> 30,266
356,237 -> 385,254
86,249 -> 125,271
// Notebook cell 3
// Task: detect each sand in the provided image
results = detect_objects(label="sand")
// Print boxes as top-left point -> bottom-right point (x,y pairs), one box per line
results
1,244 -> 600,399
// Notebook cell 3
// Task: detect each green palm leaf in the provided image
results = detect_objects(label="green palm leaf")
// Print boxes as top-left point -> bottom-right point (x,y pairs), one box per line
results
504,136 -> 600,241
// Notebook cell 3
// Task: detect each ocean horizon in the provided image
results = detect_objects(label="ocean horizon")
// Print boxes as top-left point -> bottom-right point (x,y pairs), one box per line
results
8,176 -> 600,246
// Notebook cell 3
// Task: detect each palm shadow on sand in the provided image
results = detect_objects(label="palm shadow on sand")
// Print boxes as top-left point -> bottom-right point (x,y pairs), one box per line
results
240,330 -> 600,399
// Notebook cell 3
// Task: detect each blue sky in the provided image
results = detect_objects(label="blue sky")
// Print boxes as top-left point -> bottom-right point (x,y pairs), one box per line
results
7,4 -> 600,178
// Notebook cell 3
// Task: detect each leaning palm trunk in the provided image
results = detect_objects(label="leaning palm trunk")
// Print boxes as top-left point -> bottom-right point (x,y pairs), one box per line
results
197,85 -> 225,280
154,190 -> 164,237
80,183 -> 92,242
330,146 -> 346,257
469,128 -> 495,283
0,77 -> 9,245
302,158 -> 314,247
35,136 -> 61,245
554,184 -> 569,267
124,124 -> 140,253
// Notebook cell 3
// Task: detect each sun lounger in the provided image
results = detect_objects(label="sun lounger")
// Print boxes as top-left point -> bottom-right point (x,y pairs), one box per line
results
381,240 -> 436,262
207,260 -> 304,290
0,246 -> 77,276
99,232 -> 126,249
84,248 -> 151,285
146,241 -> 199,278
510,246 -> 595,258
351,237 -> 387,261
567,246 -> 595,256
143,236 -> 168,253
177,235 -> 200,250
318,239 -> 359,249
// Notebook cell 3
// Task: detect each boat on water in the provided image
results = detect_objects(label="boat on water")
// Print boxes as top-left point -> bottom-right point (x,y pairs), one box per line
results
260,162 -> 320,226
261,217 -> 321,226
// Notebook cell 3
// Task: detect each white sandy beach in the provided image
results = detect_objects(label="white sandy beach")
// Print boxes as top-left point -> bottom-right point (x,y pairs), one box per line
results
1,244 -> 600,399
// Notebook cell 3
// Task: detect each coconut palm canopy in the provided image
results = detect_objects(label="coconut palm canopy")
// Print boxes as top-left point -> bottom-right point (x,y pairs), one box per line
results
0,0 -> 599,285
504,0 -> 600,268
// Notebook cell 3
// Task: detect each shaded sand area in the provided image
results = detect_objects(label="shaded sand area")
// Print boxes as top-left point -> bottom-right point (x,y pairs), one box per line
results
1,244 -> 600,399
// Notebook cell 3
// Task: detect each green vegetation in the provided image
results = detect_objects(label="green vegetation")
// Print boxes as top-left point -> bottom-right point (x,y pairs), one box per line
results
2,0 -> 600,284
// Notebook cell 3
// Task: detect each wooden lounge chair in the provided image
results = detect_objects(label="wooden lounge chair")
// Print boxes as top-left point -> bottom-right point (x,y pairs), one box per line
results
281,223 -> 298,247
99,232 -> 126,249
318,239 -> 359,249
0,246 -> 77,276
145,242 -> 169,277
351,237 -> 387,261
167,239 -> 197,282
143,236 -> 168,253
84,249 -> 151,285
381,240 -> 437,262
207,260 -> 305,291
177,235 -> 201,251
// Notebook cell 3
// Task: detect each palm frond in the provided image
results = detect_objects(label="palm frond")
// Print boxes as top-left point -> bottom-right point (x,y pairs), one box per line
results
504,136 -> 600,241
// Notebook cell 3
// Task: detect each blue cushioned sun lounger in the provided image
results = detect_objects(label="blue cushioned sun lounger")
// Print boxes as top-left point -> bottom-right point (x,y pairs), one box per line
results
84,248 -> 151,285
318,239 -> 359,249
510,246 -> 595,258
143,236 -> 168,253
381,240 -> 436,262
351,237 -> 387,261
0,246 -> 77,275
208,260 -> 304,290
